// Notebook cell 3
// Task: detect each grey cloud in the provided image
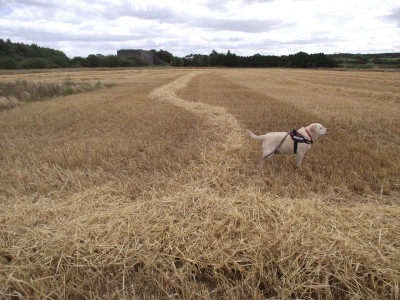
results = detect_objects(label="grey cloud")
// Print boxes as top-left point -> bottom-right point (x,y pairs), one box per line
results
286,36 -> 347,46
1,1 -> 82,22
241,0 -> 275,3
204,0 -> 274,12
6,0 -> 59,8
102,4 -> 287,34
128,7 -> 177,21
223,35 -> 348,55
0,0 -> 9,9
194,18 -> 290,33
204,0 -> 231,11
103,5 -> 179,23
384,7 -> 400,26
0,22 -> 150,44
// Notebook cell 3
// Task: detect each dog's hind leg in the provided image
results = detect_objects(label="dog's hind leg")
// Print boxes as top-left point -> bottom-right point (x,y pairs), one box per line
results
259,154 -> 274,169
258,159 -> 265,169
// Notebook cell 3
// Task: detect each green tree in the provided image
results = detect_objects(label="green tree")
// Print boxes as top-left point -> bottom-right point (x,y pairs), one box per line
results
101,55 -> 120,67
153,49 -> 174,64
0,39 -> 7,56
291,52 -> 310,68
171,57 -> 184,66
225,50 -> 238,67
51,56 -> 69,68
20,58 -> 46,69
87,54 -> 100,67
71,56 -> 86,67
0,57 -> 17,69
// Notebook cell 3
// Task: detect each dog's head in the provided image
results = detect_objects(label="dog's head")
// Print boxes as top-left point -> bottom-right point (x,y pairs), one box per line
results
309,123 -> 329,137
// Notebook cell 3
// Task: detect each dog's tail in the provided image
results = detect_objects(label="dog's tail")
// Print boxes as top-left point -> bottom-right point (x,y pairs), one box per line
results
246,129 -> 263,141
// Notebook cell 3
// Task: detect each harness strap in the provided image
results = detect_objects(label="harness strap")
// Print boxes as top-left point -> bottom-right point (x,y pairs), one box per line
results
290,129 -> 312,154
291,129 -> 299,154
304,127 -> 314,143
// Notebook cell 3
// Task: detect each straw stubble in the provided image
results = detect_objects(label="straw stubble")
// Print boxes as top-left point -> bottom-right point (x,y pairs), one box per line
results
1,68 -> 399,299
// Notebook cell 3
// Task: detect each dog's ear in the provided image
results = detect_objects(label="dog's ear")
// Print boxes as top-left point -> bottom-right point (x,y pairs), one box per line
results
310,124 -> 317,135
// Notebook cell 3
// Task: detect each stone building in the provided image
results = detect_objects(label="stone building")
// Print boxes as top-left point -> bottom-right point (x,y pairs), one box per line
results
117,49 -> 154,65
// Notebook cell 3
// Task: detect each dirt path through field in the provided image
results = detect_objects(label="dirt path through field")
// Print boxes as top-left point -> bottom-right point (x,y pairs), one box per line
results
149,71 -> 244,151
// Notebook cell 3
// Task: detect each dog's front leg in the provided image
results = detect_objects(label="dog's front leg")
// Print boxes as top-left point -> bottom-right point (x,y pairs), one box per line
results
295,152 -> 305,167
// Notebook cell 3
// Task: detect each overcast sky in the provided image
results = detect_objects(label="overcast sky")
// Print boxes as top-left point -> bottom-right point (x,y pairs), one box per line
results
1,0 -> 399,58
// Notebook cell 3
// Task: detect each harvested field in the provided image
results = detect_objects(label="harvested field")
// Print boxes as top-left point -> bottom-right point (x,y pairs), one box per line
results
0,68 -> 399,299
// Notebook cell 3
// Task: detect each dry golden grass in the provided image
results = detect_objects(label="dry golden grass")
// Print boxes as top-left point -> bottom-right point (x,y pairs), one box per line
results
179,69 -> 400,196
0,68 -> 399,299
0,79 -> 115,110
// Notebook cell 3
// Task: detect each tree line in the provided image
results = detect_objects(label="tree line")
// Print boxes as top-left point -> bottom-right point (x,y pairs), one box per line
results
0,39 -> 152,69
173,50 -> 338,68
0,38 -> 340,70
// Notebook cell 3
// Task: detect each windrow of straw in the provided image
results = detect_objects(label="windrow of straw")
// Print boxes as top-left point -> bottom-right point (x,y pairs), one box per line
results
149,71 -> 244,151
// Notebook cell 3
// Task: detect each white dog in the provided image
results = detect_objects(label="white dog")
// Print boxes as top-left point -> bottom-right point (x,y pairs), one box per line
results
246,123 -> 329,167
